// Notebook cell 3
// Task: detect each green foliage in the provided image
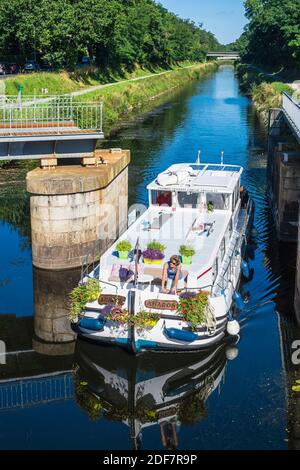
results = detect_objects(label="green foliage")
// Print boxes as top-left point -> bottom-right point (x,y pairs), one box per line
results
179,245 -> 196,257
132,311 -> 160,329
271,82 -> 294,94
207,201 -> 214,212
69,279 -> 101,321
147,240 -> 166,252
0,0 -> 221,70
116,240 -> 132,252
178,291 -> 210,330
236,63 -> 295,125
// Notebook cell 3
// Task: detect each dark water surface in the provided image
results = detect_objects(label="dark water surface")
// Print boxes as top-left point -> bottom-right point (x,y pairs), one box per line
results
0,65 -> 299,450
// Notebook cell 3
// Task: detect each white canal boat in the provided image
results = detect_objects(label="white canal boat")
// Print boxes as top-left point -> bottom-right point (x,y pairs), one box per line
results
72,157 -> 254,352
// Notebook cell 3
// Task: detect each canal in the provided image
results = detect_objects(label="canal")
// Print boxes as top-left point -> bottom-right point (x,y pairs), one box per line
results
0,65 -> 299,450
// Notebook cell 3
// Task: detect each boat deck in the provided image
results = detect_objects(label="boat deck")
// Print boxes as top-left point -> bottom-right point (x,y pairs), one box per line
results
100,206 -> 231,281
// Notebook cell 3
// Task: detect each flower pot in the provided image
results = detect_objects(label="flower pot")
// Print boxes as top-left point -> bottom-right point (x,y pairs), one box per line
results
118,251 -> 129,260
181,255 -> 193,265
144,258 -> 163,265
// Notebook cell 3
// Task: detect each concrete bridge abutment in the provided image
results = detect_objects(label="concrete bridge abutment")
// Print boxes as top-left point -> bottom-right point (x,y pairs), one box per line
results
26,149 -> 130,271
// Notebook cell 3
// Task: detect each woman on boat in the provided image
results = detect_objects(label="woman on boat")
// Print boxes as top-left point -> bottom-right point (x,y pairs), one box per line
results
161,255 -> 185,294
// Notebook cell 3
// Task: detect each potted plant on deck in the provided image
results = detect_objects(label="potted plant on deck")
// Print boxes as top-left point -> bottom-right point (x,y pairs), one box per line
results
132,310 -> 160,330
143,241 -> 166,265
116,240 -> 132,260
207,201 -> 214,213
108,305 -> 130,324
179,245 -> 196,265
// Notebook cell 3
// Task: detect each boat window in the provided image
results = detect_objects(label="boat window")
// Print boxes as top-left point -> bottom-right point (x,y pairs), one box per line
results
178,192 -> 199,208
206,193 -> 230,210
151,190 -> 172,207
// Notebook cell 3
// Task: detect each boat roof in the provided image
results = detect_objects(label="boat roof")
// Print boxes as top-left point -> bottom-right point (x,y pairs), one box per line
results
147,163 -> 243,194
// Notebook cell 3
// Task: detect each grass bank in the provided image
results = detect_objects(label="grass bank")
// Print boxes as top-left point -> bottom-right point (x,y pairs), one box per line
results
0,61 -> 217,168
4,62 -> 202,96
236,63 -> 294,125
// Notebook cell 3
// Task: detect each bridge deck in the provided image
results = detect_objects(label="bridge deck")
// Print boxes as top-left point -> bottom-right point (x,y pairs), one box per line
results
0,100 -> 104,159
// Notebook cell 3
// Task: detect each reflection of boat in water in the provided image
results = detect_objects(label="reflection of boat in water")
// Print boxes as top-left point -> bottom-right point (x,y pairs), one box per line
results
74,338 -> 239,449
73,159 -> 254,352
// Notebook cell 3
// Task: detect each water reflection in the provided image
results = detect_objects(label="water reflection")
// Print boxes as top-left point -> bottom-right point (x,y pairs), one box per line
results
74,339 -> 237,450
33,268 -> 77,355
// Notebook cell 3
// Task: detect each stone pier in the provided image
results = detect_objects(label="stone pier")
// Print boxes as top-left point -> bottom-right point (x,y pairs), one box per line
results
268,140 -> 300,242
268,106 -> 300,324
26,149 -> 130,270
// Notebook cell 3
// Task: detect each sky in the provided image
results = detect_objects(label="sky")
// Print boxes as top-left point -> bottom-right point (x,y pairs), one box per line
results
158,0 -> 247,45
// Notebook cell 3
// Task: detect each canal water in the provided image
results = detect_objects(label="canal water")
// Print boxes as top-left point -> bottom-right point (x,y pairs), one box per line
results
0,65 -> 299,450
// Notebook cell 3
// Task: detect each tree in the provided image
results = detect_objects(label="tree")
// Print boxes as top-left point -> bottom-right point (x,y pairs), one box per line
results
0,0 -> 222,69
239,0 -> 300,69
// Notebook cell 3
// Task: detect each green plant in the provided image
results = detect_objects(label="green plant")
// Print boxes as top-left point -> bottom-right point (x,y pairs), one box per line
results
207,201 -> 214,213
147,241 -> 166,252
135,402 -> 158,423
69,279 -> 101,322
116,240 -> 132,252
178,291 -> 210,330
179,245 -> 196,257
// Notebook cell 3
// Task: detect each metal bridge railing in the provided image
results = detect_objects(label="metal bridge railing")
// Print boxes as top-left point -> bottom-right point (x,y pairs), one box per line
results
282,92 -> 300,136
0,98 -> 103,135
0,95 -> 73,106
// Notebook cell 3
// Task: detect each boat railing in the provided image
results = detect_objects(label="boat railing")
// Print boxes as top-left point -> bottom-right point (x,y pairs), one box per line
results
98,279 -> 119,295
214,197 -> 253,293
80,246 -> 100,284
181,285 -> 213,294
215,235 -> 241,292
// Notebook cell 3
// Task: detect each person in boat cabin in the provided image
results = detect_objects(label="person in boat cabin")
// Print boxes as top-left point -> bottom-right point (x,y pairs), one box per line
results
156,191 -> 172,206
161,255 -> 185,294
